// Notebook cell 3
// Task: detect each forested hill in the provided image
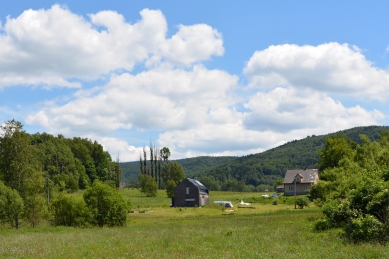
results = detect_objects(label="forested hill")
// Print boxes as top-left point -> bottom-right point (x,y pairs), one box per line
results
121,156 -> 236,184
121,125 -> 389,188
194,126 -> 389,186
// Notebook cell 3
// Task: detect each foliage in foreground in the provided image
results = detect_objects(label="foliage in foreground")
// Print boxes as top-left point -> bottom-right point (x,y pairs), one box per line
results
51,181 -> 128,227
1,209 -> 389,259
312,132 -> 389,242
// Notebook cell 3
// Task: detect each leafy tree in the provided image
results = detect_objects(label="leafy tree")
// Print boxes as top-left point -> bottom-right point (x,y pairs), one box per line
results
23,170 -> 47,227
274,178 -> 284,188
83,181 -> 127,227
0,181 -> 24,228
166,179 -> 176,198
199,176 -> 221,191
24,194 -> 47,228
317,135 -> 355,172
314,131 -> 389,242
165,162 -> 185,184
0,120 -> 43,228
160,147 -> 171,162
221,179 -> 245,192
139,174 -> 158,197
75,158 -> 90,189
164,162 -> 185,197
51,193 -> 90,227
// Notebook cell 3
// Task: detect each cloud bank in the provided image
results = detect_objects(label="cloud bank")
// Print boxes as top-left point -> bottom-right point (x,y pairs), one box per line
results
1,6 -> 387,160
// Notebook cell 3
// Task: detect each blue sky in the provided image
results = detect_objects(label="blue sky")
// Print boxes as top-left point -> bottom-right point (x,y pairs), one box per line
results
1,1 -> 388,161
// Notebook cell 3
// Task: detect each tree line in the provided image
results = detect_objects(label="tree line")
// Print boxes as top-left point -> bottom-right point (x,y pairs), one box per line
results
0,120 -> 127,228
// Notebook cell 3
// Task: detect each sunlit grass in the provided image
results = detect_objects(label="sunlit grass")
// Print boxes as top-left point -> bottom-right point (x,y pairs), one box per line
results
0,190 -> 388,258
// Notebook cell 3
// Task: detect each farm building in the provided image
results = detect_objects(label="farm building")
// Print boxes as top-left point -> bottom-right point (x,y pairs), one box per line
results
283,168 -> 319,196
172,178 -> 209,207
275,185 -> 284,193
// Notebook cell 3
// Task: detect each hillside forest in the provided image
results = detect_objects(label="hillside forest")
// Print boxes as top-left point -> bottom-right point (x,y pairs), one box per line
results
122,126 -> 389,192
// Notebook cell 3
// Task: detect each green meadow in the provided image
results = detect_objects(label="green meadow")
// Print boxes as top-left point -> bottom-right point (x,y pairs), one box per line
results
0,190 -> 388,259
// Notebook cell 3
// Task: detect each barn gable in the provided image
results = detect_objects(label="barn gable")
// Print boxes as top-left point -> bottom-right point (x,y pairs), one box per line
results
172,178 -> 209,207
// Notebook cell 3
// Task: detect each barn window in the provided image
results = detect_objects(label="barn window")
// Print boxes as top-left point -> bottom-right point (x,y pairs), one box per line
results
186,187 -> 189,195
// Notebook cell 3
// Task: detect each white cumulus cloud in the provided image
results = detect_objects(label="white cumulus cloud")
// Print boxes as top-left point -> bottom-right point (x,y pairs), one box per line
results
244,43 -> 389,101
243,87 -> 385,133
26,65 -> 239,136
0,5 -> 224,89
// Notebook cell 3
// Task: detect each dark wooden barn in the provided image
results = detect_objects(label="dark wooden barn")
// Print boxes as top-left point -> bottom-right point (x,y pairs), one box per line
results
172,178 -> 209,207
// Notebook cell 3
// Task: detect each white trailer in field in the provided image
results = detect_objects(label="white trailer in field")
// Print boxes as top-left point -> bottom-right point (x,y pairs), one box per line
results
214,201 -> 233,208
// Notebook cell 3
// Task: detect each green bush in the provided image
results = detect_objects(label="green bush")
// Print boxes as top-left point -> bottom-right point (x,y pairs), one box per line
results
51,193 -> 90,227
313,218 -> 331,231
83,181 -> 128,227
296,196 -> 309,209
139,174 -> 158,197
272,198 -> 278,205
322,199 -> 360,228
345,215 -> 387,243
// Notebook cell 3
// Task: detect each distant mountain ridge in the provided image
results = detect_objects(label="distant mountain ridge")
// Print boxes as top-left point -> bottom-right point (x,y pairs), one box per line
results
120,126 -> 389,186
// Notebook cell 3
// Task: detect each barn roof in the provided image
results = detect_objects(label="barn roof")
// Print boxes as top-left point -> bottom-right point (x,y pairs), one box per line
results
187,178 -> 209,194
283,169 -> 318,184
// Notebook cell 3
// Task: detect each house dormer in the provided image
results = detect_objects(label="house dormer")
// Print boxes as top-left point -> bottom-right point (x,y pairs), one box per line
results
294,173 -> 303,183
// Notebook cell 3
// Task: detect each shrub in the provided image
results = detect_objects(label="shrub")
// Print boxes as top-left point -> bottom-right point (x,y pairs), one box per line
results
51,193 -> 90,227
314,218 -> 332,232
322,199 -> 358,228
272,198 -> 278,205
345,215 -> 387,243
296,196 -> 309,209
83,181 -> 128,227
139,174 -> 158,197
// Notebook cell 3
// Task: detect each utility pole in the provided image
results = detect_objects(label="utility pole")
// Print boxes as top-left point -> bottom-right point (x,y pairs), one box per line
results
294,174 -> 301,209
294,177 -> 296,209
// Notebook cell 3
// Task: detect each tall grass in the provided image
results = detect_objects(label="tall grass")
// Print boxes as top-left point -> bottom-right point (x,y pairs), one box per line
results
0,190 -> 388,258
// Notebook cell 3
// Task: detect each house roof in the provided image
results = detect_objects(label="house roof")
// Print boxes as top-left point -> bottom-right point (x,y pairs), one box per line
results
187,178 -> 209,194
283,169 -> 318,184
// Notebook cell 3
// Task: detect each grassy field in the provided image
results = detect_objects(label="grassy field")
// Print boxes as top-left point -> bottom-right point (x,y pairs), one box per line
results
0,190 -> 388,258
